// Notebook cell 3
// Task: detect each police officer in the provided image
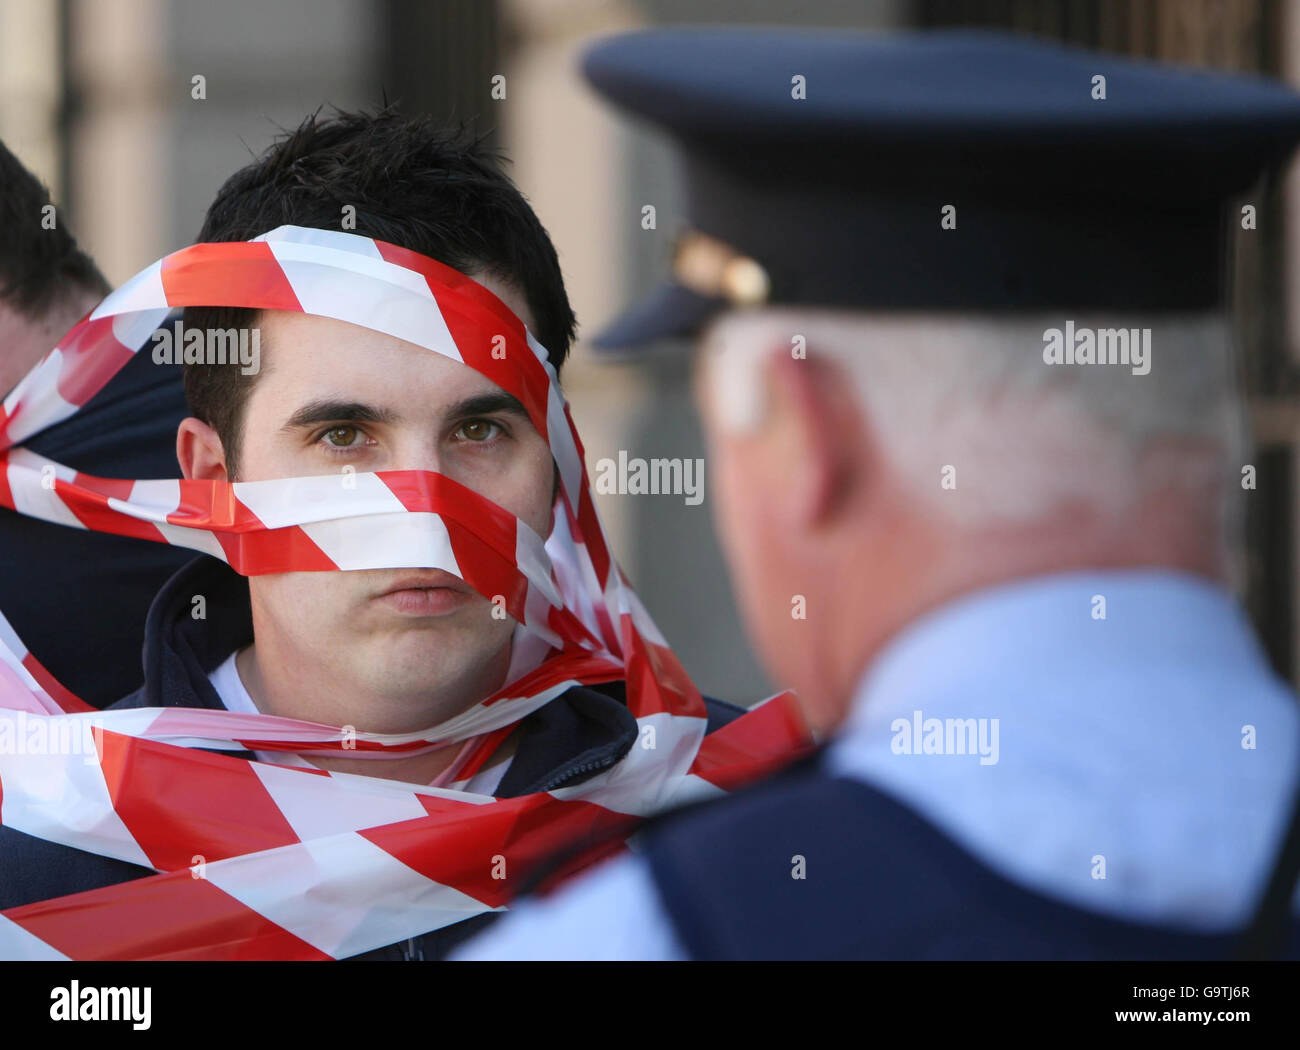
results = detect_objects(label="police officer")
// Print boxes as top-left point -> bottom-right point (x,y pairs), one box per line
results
453,27 -> 1300,959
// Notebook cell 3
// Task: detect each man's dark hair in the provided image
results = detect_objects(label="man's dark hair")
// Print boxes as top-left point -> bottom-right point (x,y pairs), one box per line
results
184,106 -> 578,478
0,140 -> 110,316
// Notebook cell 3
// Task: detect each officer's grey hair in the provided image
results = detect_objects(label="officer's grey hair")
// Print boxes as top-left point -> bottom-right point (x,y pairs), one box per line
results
701,308 -> 1248,588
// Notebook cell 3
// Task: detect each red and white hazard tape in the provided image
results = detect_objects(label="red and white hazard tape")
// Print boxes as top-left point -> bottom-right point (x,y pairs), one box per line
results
0,226 -> 809,960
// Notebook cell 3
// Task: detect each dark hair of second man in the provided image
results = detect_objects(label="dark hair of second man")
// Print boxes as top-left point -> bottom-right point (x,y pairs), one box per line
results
0,140 -> 110,317
183,107 -> 578,479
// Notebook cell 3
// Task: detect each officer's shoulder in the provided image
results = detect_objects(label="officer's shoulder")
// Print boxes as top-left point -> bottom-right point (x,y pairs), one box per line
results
636,760 -> 1093,959
635,768 -> 1287,960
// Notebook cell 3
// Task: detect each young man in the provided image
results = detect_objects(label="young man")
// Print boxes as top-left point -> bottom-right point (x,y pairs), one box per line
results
0,109 -> 743,959
0,139 -> 193,706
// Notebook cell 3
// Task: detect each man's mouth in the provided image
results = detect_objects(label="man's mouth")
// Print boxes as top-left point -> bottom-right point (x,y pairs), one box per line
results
375,572 -> 475,616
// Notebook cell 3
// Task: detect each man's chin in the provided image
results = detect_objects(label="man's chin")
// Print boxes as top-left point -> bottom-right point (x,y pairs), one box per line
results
351,630 -> 513,699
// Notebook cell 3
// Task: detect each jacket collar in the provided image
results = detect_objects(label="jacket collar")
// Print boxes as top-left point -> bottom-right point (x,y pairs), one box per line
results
118,555 -> 638,796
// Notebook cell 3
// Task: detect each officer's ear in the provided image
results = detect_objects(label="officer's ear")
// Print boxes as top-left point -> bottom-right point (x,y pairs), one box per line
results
176,416 -> 231,483
767,348 -> 872,532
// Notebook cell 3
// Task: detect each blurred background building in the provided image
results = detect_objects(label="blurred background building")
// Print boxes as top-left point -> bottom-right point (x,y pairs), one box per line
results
0,0 -> 1296,703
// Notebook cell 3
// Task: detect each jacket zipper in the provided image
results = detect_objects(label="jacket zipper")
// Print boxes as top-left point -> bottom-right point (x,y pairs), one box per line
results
535,756 -> 611,794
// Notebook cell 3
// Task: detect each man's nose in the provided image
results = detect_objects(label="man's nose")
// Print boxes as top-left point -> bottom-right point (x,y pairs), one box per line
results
389,434 -> 444,476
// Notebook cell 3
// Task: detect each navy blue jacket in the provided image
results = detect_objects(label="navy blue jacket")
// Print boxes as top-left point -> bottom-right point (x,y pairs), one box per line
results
0,346 -> 195,707
0,553 -> 744,960
640,749 -> 1300,960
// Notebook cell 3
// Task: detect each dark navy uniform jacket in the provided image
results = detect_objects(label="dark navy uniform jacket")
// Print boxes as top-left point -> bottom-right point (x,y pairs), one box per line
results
0,552 -> 744,960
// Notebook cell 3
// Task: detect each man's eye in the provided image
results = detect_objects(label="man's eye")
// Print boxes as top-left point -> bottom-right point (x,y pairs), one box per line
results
456,419 -> 502,442
321,425 -> 365,449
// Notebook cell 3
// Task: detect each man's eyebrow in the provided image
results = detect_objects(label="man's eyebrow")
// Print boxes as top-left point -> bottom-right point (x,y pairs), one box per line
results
278,393 -> 530,434
446,392 -> 530,420
280,400 -> 402,432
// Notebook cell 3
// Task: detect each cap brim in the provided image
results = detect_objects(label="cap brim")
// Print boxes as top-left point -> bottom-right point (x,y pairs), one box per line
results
589,281 -> 724,355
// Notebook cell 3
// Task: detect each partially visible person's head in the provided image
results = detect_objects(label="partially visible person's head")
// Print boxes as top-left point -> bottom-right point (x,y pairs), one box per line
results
694,308 -> 1245,732
0,140 -> 110,396
176,108 -> 576,730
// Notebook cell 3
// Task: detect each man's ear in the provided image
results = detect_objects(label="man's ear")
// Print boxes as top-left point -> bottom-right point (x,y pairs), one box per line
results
176,417 -> 230,482
769,350 -> 870,530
